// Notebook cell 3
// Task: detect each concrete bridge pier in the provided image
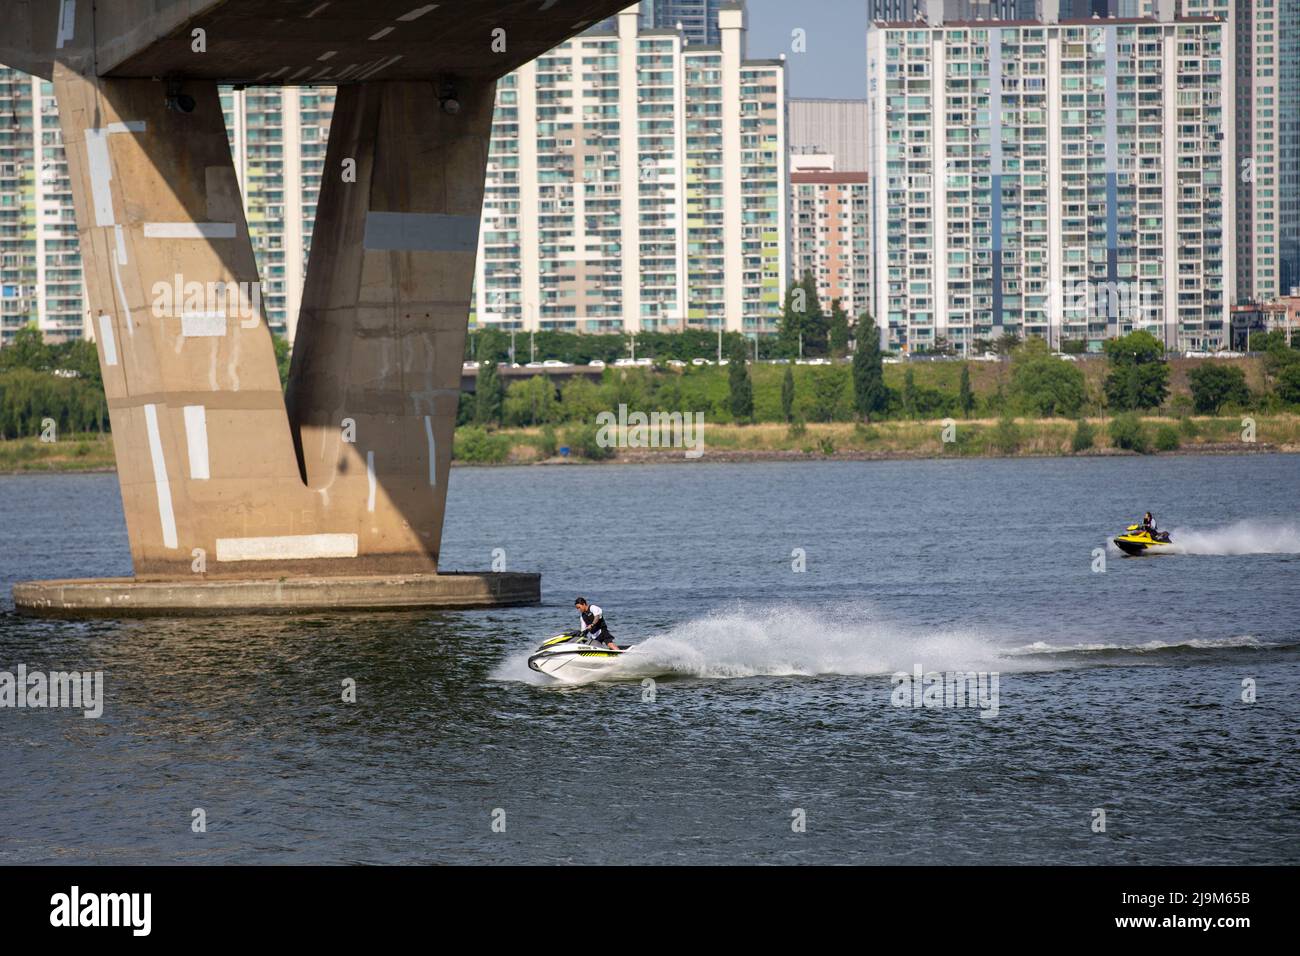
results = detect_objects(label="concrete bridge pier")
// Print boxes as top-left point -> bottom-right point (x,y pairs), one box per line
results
14,70 -> 531,616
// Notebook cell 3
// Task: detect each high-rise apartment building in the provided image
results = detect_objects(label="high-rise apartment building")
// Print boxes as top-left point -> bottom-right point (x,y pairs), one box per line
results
1181,0 -> 1300,302
474,3 -> 787,334
867,13 -> 1234,352
789,155 -> 872,318
0,68 -> 83,344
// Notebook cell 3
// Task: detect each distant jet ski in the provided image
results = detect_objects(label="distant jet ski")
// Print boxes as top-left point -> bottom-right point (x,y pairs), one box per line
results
1113,523 -> 1173,556
527,632 -> 632,682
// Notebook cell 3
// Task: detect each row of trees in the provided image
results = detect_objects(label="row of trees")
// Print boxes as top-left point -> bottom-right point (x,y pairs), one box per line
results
0,327 -> 106,439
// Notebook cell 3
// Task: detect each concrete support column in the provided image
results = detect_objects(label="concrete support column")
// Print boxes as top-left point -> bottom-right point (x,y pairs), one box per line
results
287,79 -> 496,572
52,68 -> 494,581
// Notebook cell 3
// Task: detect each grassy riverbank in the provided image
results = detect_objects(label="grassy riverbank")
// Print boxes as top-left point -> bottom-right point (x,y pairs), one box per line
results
0,433 -> 116,473
459,414 -> 1300,464
5,416 -> 1297,475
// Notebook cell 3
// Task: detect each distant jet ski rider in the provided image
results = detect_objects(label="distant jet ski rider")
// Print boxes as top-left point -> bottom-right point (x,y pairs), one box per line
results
575,597 -> 619,650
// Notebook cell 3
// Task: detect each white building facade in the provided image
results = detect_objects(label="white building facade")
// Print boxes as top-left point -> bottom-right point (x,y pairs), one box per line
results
474,3 -> 788,335
867,13 -> 1234,353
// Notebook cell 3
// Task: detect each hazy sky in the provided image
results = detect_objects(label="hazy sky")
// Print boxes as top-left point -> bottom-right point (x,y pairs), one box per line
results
743,0 -> 868,100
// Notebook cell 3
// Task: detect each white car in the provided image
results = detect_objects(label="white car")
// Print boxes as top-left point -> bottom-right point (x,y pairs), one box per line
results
525,361 -> 544,368
587,359 -> 606,368
666,359 -> 686,367
613,358 -> 637,367
635,358 -> 653,366
542,359 -> 567,367
462,361 -> 480,370
691,358 -> 712,366
718,358 -> 730,366
806,358 -> 831,366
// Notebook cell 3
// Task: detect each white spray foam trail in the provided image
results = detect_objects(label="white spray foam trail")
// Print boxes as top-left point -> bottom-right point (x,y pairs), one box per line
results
1010,634 -> 1279,656
1167,520 -> 1300,556
492,603 -> 1053,685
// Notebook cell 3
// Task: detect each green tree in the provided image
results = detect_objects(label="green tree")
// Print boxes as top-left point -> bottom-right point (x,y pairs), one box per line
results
1249,330 -> 1300,353
901,367 -> 918,419
727,338 -> 753,422
1275,363 -> 1300,405
0,324 -> 52,372
559,376 -> 605,422
852,313 -> 888,421
503,375 -> 559,426
474,360 -> 503,425
777,270 -> 827,358
781,364 -> 795,422
1103,330 -> 1169,410
828,299 -> 851,357
1009,338 -> 1086,417
1186,363 -> 1249,414
1108,412 -> 1150,453
958,364 -> 975,418
1071,419 -> 1095,452
808,367 -> 846,422
994,331 -> 1021,356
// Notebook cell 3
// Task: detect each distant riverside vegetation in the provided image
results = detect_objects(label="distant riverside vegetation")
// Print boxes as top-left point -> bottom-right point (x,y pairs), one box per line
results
3,312 -> 1300,469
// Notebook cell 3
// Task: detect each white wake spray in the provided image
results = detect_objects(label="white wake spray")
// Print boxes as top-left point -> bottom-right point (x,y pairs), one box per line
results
1167,519 -> 1300,555
492,603 -> 1051,685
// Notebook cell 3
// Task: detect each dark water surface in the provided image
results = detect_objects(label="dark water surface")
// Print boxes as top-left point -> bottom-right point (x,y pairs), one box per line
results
1,455 -> 1297,864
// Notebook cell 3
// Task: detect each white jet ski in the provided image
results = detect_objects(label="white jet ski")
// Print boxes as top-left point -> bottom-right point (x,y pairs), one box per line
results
527,632 -> 632,682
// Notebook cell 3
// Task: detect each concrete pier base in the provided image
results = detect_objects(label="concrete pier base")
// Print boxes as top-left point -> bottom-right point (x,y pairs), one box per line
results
12,572 -> 540,618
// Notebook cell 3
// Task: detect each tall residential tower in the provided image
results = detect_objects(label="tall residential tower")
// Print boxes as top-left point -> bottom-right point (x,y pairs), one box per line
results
867,12 -> 1234,352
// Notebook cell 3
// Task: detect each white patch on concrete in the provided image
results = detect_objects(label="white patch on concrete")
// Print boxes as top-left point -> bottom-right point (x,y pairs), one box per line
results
369,27 -> 395,40
366,450 -> 377,512
97,314 -> 117,366
143,404 -> 179,550
424,415 -> 436,486
56,1 -> 76,48
215,533 -> 359,562
398,4 -> 439,20
85,132 -> 116,226
113,224 -> 128,264
318,50 -> 337,60
110,258 -> 133,337
182,405 -> 210,480
363,211 -> 479,253
305,2 -> 330,16
143,222 -> 237,239
270,66 -> 291,78
181,312 -> 227,337
85,122 -> 145,227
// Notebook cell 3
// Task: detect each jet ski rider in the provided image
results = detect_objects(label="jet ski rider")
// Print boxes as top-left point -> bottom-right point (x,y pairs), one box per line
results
575,597 -> 619,650
1142,512 -> 1157,533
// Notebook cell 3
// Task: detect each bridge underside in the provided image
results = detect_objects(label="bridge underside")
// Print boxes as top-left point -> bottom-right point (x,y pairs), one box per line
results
3,0 -> 634,610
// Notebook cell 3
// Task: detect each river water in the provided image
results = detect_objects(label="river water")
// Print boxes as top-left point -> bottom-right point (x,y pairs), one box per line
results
1,454 -> 1297,864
